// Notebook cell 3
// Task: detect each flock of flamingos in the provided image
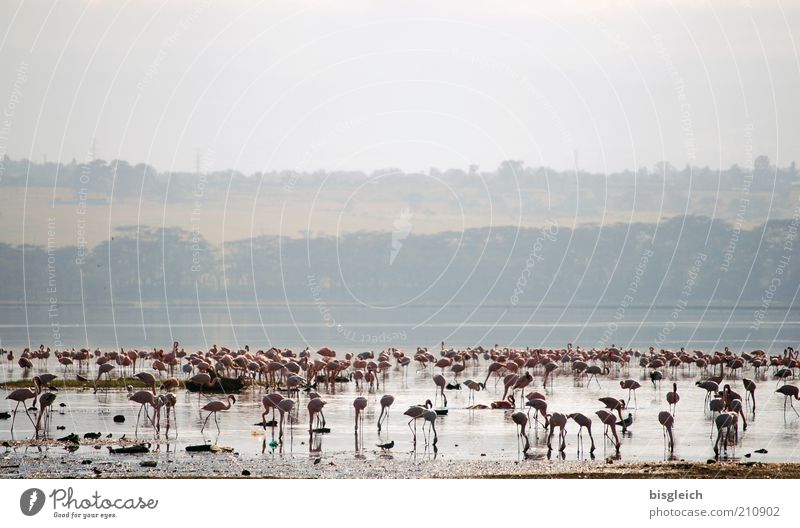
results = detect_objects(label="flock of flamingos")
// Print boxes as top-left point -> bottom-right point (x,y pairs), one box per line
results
2,342 -> 798,459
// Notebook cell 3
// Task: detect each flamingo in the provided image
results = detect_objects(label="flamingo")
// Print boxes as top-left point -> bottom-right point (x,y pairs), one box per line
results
568,412 -> 595,453
666,383 -> 680,415
404,400 -> 431,444
598,397 -> 627,432
620,379 -> 641,407
512,372 -> 533,406
129,390 -> 156,436
650,370 -> 663,389
586,365 -> 608,387
422,408 -> 438,446
463,379 -> 484,404
713,412 -> 738,458
93,363 -> 115,393
742,378 -> 757,413
696,380 -> 719,406
490,395 -> 515,409
377,394 -> 394,432
261,393 -> 284,426
546,412 -> 567,452
5,377 -> 41,434
432,374 -> 448,407
776,384 -> 800,417
161,392 -> 177,436
276,398 -> 295,441
658,411 -> 675,453
483,361 -> 504,387
354,396 -> 368,432
526,398 -> 549,428
200,395 -> 235,433
307,397 -> 327,432
134,372 -> 157,394
542,362 -> 558,388
160,377 -> 180,392
595,410 -> 621,452
34,392 -> 56,439
511,411 -> 529,453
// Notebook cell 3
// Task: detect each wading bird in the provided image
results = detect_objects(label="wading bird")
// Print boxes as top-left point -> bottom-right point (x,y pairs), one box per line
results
200,395 -> 235,434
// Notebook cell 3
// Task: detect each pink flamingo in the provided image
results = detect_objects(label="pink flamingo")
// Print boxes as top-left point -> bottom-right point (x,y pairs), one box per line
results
742,378 -> 757,413
422,408 -> 438,446
377,394 -> 394,432
353,396 -> 368,432
307,397 -> 327,432
134,372 -> 157,394
511,411 -> 530,453
775,385 -> 800,418
595,410 -> 621,453
34,392 -> 57,439
201,395 -> 235,433
658,411 -> 675,453
404,400 -> 431,444
276,398 -> 295,441
433,374 -> 448,407
713,412 -> 738,457
599,397 -> 627,432
261,393 -> 284,426
666,383 -> 680,415
5,377 -> 41,434
161,393 -> 177,436
94,363 -> 115,393
620,379 -> 641,408
568,412 -> 595,453
463,379 -> 484,404
129,389 -> 156,435
526,398 -> 549,428
546,412 -> 567,452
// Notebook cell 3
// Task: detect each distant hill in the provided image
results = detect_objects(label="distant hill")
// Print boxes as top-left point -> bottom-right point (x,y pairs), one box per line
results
2,215 -> 797,306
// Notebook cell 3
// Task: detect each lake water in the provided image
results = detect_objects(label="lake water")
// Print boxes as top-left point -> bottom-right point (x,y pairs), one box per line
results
1,303 -> 798,468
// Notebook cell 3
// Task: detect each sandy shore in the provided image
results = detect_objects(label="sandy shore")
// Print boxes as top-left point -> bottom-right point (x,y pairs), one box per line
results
1,445 -> 796,479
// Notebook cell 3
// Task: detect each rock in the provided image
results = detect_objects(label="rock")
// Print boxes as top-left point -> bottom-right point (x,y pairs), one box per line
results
113,415 -> 125,423
140,461 -> 157,468
241,470 -> 251,476
56,425 -> 66,430
755,448 -> 768,454
744,453 -> 752,458
313,457 -> 321,465
81,460 -> 92,465
706,459 -> 717,464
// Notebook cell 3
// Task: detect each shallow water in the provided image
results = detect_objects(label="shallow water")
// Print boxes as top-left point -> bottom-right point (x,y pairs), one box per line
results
1,357 -> 797,467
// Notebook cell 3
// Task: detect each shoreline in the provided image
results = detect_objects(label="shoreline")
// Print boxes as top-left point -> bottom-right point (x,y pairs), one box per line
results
1,449 -> 796,479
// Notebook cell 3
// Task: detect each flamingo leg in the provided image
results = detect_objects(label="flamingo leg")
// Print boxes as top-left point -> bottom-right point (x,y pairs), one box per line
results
201,412 -> 212,432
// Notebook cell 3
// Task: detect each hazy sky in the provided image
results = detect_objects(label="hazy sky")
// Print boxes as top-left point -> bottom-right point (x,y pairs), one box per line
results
0,0 -> 798,175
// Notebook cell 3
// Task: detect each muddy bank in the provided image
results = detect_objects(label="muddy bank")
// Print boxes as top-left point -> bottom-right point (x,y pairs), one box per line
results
1,449 -> 795,479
